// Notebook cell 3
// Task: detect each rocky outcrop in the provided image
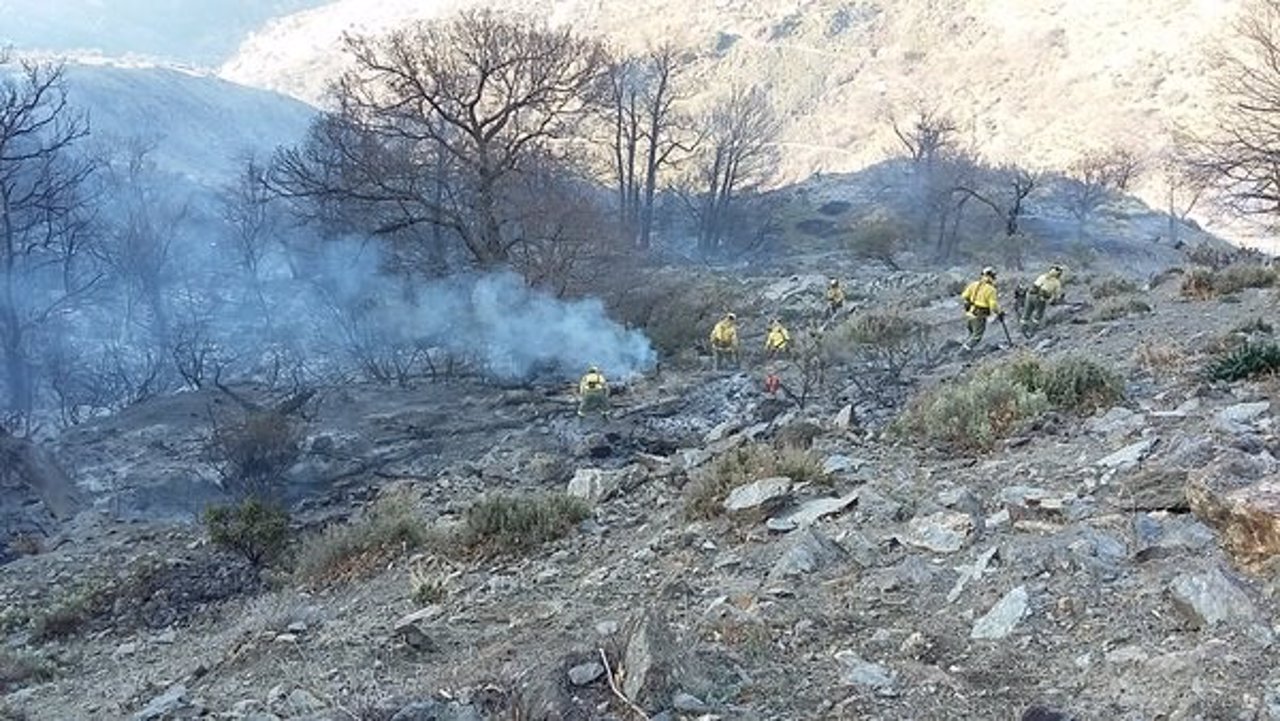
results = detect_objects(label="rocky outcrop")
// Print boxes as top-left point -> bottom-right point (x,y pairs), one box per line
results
1188,475 -> 1280,570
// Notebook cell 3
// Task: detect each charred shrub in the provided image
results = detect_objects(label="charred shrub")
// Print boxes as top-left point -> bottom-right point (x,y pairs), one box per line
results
1208,341 -> 1280,382
1092,298 -> 1152,322
0,649 -> 53,694
463,492 -> 589,554
294,488 -> 430,583
845,215 -> 905,269
1215,263 -> 1277,294
213,410 -> 302,499
1181,263 -> 1277,299
1089,275 -> 1139,299
204,497 -> 291,568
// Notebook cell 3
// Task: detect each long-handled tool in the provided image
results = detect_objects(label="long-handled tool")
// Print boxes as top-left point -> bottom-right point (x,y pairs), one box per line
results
997,313 -> 1014,345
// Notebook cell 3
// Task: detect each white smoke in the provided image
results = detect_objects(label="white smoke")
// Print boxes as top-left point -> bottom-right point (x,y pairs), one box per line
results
297,240 -> 656,382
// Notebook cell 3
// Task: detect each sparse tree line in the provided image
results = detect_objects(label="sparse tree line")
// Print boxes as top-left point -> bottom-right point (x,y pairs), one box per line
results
3,1 -> 1280,430
0,12 -> 783,431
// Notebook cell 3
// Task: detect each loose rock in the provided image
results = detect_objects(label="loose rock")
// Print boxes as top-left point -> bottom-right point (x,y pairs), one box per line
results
971,585 -> 1029,640
1168,567 -> 1257,629
567,661 -> 605,686
723,476 -> 792,514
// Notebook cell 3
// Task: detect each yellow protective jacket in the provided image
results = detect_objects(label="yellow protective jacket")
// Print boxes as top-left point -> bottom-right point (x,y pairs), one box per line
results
765,325 -> 791,351
1033,273 -> 1063,301
961,279 -> 1000,316
579,371 -> 608,395
710,320 -> 739,348
826,285 -> 846,306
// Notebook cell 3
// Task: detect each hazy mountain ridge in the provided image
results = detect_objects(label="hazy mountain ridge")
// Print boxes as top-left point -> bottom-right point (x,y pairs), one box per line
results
221,0 -> 1239,189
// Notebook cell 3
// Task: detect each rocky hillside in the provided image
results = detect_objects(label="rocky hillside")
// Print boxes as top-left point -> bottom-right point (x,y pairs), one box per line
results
3,254 -> 1280,720
223,0 -> 1239,195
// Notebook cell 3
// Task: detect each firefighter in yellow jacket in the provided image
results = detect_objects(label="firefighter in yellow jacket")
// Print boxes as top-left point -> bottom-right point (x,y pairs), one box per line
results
578,365 -> 610,419
1020,264 -> 1064,336
764,318 -> 791,358
960,266 -> 1003,350
710,313 -> 740,369
826,278 -> 846,318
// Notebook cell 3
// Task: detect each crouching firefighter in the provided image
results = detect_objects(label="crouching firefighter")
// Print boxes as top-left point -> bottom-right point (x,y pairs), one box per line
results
1020,264 -> 1064,336
578,365 -> 610,420
710,313 -> 741,370
960,266 -> 1004,350
764,318 -> 791,359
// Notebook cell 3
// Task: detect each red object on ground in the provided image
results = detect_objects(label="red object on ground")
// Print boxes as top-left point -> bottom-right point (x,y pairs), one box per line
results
764,373 -> 780,395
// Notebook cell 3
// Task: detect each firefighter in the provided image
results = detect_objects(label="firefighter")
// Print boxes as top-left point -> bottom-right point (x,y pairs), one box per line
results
710,313 -> 740,370
578,365 -> 610,419
960,266 -> 1003,350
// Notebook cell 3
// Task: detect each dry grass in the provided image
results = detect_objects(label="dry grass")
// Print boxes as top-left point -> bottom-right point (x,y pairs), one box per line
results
1133,340 -> 1190,374
294,488 -> 432,583
684,444 -> 828,520
1181,263 -> 1278,300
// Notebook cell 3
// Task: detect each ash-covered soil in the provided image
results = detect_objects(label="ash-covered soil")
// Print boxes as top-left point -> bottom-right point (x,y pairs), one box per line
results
3,271 -> 1280,721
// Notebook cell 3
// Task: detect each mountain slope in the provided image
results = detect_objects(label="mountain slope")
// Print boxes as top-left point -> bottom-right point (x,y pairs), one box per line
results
0,0 -> 328,66
221,0 -> 1238,186
64,63 -> 316,184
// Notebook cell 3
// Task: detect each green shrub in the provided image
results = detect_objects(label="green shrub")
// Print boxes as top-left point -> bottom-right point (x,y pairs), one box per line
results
1090,276 -> 1139,299
213,410 -> 302,498
893,363 -> 1050,452
0,649 -> 54,693
409,564 -> 447,606
1035,357 -> 1125,412
294,489 -> 430,582
1092,298 -> 1152,322
1208,342 -> 1280,382
462,493 -> 589,554
30,589 -> 99,641
685,444 -> 828,519
204,498 -> 291,568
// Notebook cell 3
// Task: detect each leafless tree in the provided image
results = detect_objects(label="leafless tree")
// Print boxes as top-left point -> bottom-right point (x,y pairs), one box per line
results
1185,0 -> 1280,226
1063,146 -> 1140,236
0,55 -> 98,421
606,44 -> 693,249
884,105 -> 977,261
891,107 -> 959,166
682,86 -> 780,257
271,10 -> 608,271
955,163 -> 1042,268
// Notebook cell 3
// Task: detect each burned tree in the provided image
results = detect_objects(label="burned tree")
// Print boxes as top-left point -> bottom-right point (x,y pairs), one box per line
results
1188,0 -> 1280,225
0,56 -> 97,421
1063,146 -> 1140,237
606,44 -> 691,249
956,163 -> 1041,268
271,11 -> 608,271
683,86 -> 779,257
886,105 -> 977,261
